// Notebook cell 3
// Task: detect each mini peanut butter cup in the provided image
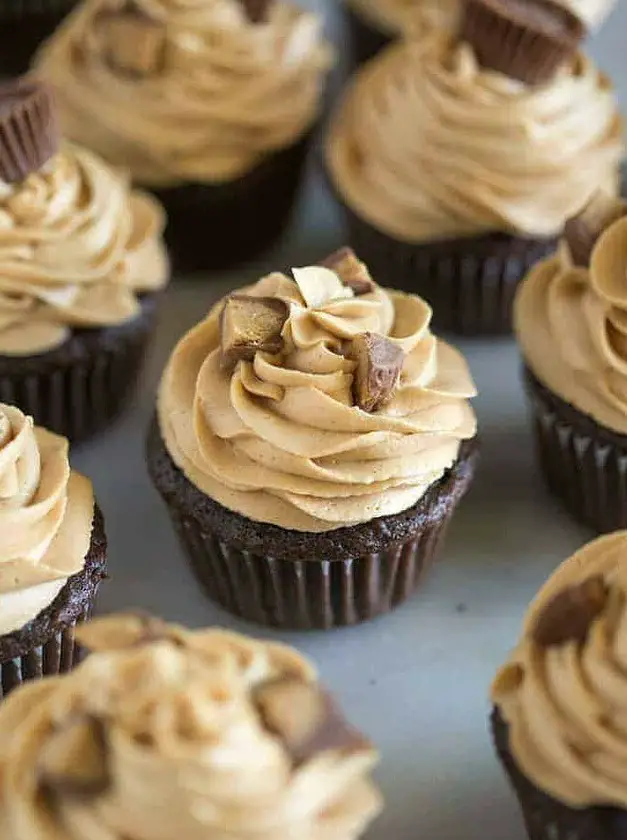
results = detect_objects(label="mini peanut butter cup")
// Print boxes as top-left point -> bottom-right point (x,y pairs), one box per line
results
564,191 -> 627,267
460,0 -> 585,86
95,3 -> 166,77
0,78 -> 59,184
237,0 -> 271,23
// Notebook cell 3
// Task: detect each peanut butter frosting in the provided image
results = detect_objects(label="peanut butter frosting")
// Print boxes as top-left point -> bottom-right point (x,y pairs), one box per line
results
0,142 -> 168,357
0,613 -> 382,840
515,214 -> 627,435
158,260 -> 477,532
35,0 -> 333,187
492,531 -> 627,808
0,404 -> 94,636
325,34 -> 622,243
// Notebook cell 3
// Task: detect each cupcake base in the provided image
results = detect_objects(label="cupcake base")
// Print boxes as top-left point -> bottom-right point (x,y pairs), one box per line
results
491,708 -> 627,840
0,295 -> 158,444
147,417 -> 478,630
346,4 -> 392,66
0,1 -> 77,77
150,131 -> 313,275
0,505 -> 107,699
524,367 -> 627,534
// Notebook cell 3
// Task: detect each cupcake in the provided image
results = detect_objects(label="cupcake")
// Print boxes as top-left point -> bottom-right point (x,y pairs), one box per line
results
491,531 -> 627,840
0,78 -> 168,442
0,0 -> 78,77
148,249 -> 478,629
0,402 -> 107,699
0,613 -> 383,840
35,0 -> 334,273
326,0 -> 623,336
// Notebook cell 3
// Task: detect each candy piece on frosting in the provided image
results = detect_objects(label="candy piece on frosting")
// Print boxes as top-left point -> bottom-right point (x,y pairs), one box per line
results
238,0 -> 272,23
564,191 -> 627,267
0,78 -> 59,183
350,332 -> 404,412
321,247 -> 376,295
220,294 -> 288,366
531,574 -> 609,647
38,716 -> 110,798
94,3 -> 166,77
460,0 -> 585,85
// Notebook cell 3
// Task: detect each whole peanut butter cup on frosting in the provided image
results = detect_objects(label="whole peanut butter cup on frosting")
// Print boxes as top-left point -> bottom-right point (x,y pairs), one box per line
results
491,532 -> 627,840
0,613 -> 382,839
0,402 -> 107,699
325,3 -> 622,336
0,77 -> 169,443
515,192 -> 627,533
148,250 -> 478,629
35,0 -> 334,273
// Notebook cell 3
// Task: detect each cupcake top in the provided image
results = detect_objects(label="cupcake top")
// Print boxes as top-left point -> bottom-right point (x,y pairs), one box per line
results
0,79 -> 168,357
326,0 -> 622,243
515,192 -> 627,435
0,613 -> 382,840
158,250 -> 477,532
492,531 -> 627,808
35,0 -> 333,187
0,402 -> 94,635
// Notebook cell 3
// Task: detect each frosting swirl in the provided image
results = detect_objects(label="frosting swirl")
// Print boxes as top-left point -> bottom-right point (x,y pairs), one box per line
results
492,532 -> 627,808
158,263 -> 477,532
0,142 -> 168,357
0,613 -> 382,840
0,404 -> 94,635
35,0 -> 333,186
515,213 -> 627,435
326,35 -> 623,242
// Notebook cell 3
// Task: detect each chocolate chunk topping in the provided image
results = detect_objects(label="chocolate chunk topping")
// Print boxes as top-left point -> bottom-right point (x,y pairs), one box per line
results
237,0 -> 271,23
320,248 -> 376,295
96,3 -> 166,76
564,192 -> 627,267
38,716 -> 110,798
0,78 -> 59,183
533,575 -> 609,647
255,678 -> 370,765
460,0 -> 585,86
350,332 -> 404,413
220,294 -> 288,367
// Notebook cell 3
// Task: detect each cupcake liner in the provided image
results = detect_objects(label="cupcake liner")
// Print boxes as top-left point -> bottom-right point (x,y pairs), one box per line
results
0,0 -> 78,76
147,418 -> 478,630
338,199 -> 556,336
345,4 -> 393,67
524,367 -> 627,534
150,130 -> 314,274
0,294 -> 158,443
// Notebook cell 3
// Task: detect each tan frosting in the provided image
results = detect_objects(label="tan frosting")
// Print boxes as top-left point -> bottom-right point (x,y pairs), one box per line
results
35,0 -> 333,187
158,264 -> 477,533
0,142 -> 168,357
492,531 -> 627,808
325,34 -> 623,242
515,214 -> 627,435
0,404 -> 94,635
0,613 -> 382,840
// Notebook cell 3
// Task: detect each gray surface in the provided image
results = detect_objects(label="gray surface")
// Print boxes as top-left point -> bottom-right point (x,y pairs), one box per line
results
73,5 -> 627,840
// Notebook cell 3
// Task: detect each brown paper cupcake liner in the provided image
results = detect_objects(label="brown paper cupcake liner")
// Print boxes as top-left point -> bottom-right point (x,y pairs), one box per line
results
0,0 -> 78,76
147,417 -> 478,630
0,294 -> 158,443
345,4 -> 393,66
150,130 -> 314,274
491,707 -> 627,840
524,367 -> 627,534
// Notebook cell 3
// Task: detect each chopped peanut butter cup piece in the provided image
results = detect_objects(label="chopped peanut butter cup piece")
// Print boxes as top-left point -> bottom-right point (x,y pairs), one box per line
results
533,575 -> 609,647
220,294 -> 288,367
460,0 -> 585,86
237,0 -> 271,23
255,678 -> 370,765
564,191 -> 627,267
0,79 -> 59,183
38,716 -> 110,798
320,248 -> 375,295
96,3 -> 166,76
350,332 -> 404,413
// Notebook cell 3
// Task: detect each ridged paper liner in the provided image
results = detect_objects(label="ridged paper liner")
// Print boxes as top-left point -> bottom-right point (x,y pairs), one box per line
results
0,1 -> 78,76
0,80 -> 58,184
345,3 -> 392,66
491,708 -> 627,840
525,367 -> 627,534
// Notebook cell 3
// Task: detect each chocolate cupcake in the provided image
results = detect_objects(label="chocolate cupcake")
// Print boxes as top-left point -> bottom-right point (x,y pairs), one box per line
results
0,78 -> 168,442
0,612 -> 382,838
148,249 -> 478,630
515,192 -> 627,533
326,0 -> 623,336
0,402 -> 107,699
0,0 -> 78,77
35,0 -> 333,273
491,532 -> 627,840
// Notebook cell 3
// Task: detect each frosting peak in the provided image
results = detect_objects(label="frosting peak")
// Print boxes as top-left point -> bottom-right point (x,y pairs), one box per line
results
0,614 -> 382,840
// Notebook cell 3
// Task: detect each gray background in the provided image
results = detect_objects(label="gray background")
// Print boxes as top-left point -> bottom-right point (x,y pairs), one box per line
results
73,4 -> 627,839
